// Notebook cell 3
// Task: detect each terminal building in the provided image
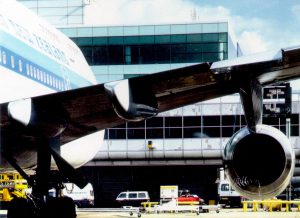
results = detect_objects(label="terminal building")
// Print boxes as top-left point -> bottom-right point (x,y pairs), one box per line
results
18,0 -> 300,207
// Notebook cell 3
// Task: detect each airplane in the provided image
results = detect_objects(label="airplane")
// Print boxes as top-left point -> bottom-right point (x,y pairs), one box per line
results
0,0 -> 300,217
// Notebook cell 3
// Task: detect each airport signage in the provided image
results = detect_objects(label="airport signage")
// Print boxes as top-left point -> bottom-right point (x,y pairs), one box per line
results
263,83 -> 291,117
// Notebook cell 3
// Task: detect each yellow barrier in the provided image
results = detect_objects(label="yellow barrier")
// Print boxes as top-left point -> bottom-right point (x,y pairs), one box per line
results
141,202 -> 159,208
242,200 -> 300,212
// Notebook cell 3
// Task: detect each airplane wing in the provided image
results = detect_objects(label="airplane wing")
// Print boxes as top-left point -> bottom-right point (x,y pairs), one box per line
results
5,45 -> 298,145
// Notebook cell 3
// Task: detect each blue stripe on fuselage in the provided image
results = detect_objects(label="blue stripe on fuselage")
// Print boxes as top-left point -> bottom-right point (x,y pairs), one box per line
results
0,28 -> 93,90
0,45 -> 69,91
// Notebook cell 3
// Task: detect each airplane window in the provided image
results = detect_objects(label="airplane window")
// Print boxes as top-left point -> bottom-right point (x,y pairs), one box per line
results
10,56 -> 15,69
18,60 -> 22,72
26,64 -> 29,75
29,65 -> 33,77
37,69 -> 40,80
2,51 -> 6,64
33,67 -> 37,78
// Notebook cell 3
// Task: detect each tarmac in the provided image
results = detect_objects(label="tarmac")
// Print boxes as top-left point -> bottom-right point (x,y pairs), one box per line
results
76,208 -> 300,218
1,208 -> 300,218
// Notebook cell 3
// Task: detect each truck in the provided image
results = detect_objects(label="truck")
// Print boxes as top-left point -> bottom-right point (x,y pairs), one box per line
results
218,180 -> 242,207
49,182 -> 94,208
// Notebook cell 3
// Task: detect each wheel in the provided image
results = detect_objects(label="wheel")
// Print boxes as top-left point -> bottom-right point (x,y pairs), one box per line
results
130,212 -> 133,216
7,197 -> 36,218
137,213 -> 141,218
41,197 -> 76,218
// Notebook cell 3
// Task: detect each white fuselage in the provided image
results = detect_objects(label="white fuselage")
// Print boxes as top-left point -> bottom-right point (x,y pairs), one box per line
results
0,0 -> 104,169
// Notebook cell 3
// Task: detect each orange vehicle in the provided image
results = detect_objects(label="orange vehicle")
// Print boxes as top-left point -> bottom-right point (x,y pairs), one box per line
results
178,189 -> 204,204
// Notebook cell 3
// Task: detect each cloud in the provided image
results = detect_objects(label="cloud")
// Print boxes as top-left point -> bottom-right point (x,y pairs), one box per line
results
84,0 -> 232,25
238,31 -> 267,54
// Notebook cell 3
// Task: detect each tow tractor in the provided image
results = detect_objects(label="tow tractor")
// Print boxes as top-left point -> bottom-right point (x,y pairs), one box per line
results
0,173 -> 29,208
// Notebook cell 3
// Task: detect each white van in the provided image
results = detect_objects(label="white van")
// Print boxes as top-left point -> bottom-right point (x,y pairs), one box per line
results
116,191 -> 150,207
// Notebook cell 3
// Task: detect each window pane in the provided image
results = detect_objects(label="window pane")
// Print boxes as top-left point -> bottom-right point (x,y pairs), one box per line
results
187,34 -> 202,43
202,127 -> 220,138
184,116 -> 201,126
124,36 -> 139,45
93,37 -> 108,45
108,128 -> 126,139
93,46 -> 108,64
138,36 -> 155,44
127,129 -> 145,139
155,25 -> 170,35
170,35 -> 186,43
140,45 -> 155,64
146,117 -> 163,127
108,37 -> 124,45
128,193 -> 137,198
186,44 -> 202,53
77,38 -> 92,46
138,193 -> 146,198
155,35 -> 170,44
202,33 -> 219,42
165,117 -> 182,127
146,128 -> 163,139
202,116 -> 220,126
108,45 -> 124,64
155,45 -> 170,63
184,127 -> 202,138
165,128 -> 182,138
203,23 -> 218,33
171,24 -> 186,34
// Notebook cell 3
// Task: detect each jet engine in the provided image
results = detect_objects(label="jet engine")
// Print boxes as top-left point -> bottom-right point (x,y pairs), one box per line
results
223,124 -> 294,199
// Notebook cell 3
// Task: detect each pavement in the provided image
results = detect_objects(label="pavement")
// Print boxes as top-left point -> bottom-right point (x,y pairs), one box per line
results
76,208 -> 300,218
1,208 -> 300,218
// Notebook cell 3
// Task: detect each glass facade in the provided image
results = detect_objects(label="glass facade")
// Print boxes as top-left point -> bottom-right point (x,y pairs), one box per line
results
71,33 -> 228,65
106,95 -> 300,140
59,23 -> 233,84
17,0 -> 86,25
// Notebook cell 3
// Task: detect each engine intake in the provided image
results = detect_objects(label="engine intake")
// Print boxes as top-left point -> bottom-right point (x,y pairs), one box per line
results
223,124 -> 294,199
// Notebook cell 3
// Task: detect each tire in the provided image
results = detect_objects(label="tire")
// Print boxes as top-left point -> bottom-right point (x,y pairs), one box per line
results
42,197 -> 76,218
7,198 -> 36,218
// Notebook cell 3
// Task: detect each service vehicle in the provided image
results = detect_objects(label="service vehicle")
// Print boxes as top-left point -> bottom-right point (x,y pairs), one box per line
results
0,173 -> 29,208
49,182 -> 94,208
178,189 -> 204,204
116,191 -> 150,207
218,180 -> 242,207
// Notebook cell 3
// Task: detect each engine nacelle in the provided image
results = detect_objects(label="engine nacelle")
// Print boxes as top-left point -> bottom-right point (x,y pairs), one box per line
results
8,98 -> 69,138
223,124 -> 294,199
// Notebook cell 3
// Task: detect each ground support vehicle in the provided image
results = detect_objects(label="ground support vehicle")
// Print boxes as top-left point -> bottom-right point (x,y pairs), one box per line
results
0,173 -> 29,208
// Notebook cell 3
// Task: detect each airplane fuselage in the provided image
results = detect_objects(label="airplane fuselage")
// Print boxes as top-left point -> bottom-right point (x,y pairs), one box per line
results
0,1 -> 104,171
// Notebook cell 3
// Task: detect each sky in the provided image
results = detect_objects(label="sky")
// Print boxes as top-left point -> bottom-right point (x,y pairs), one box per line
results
85,0 -> 300,55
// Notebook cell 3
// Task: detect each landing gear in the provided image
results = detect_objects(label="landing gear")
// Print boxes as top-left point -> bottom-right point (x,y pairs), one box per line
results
4,136 -> 84,218
7,198 -> 36,218
40,196 -> 76,218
